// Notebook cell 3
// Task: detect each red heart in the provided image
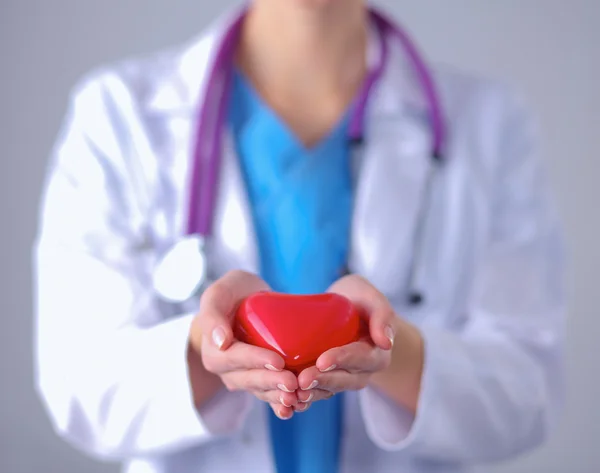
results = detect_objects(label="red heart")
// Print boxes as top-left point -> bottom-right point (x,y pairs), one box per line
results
234,292 -> 365,375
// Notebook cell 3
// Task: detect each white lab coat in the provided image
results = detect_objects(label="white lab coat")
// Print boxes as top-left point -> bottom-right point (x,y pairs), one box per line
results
33,7 -> 566,473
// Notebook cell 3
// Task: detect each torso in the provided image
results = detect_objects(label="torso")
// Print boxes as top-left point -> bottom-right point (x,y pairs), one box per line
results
86,14 -> 510,472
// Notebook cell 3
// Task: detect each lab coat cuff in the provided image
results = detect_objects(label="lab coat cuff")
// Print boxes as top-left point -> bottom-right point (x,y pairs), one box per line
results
359,324 -> 442,453
195,387 -> 254,438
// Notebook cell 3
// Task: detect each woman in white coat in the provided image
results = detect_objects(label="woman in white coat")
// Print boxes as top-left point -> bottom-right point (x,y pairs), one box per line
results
34,0 -> 566,472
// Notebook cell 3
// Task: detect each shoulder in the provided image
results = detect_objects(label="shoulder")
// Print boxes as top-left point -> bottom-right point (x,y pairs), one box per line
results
65,9 -> 237,122
432,63 -> 534,133
430,63 -> 540,170
51,18 -> 225,189
67,40 -> 209,119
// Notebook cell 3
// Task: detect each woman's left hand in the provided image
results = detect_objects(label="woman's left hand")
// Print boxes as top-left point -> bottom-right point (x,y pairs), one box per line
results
295,274 -> 399,412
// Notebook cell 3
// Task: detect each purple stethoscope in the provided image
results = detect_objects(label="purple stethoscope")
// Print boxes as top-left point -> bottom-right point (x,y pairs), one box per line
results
152,7 -> 446,306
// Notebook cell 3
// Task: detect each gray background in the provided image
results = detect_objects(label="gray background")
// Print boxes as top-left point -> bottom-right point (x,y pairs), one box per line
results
1,0 -> 598,472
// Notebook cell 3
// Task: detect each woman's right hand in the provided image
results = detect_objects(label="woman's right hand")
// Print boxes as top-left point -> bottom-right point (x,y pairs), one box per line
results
188,270 -> 300,420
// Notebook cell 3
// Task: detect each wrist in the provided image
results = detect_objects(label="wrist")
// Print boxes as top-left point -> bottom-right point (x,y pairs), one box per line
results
187,341 -> 224,409
370,318 -> 424,413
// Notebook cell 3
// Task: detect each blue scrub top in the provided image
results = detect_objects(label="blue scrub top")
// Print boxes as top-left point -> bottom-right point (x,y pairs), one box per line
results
228,69 -> 353,473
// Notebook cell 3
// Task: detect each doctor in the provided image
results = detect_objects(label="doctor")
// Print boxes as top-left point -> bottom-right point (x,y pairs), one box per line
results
34,0 -> 566,472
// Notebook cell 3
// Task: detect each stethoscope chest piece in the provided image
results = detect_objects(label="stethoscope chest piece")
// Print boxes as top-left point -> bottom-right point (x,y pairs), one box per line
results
152,235 -> 207,303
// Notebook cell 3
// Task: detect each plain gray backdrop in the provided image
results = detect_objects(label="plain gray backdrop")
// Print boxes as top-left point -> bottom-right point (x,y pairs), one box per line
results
1,0 -> 598,472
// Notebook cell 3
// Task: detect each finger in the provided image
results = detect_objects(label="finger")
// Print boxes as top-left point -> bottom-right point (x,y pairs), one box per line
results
221,369 -> 298,394
270,402 -> 294,420
315,341 -> 386,374
327,274 -> 396,351
294,401 -> 312,413
253,389 -> 298,408
297,366 -> 322,392
202,340 -> 285,374
194,270 -> 270,351
316,371 -> 371,393
298,366 -> 370,393
296,388 -> 333,404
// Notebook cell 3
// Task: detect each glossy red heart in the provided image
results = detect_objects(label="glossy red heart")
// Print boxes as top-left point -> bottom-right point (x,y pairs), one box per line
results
234,292 -> 365,375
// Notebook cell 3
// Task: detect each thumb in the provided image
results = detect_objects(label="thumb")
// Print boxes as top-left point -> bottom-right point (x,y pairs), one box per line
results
368,306 -> 396,351
197,270 -> 270,351
327,274 -> 396,351
198,284 -> 236,351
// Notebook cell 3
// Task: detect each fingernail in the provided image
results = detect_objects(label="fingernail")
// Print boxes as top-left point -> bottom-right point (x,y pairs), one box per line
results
320,364 -> 337,373
302,380 -> 318,391
305,392 -> 314,403
265,364 -> 281,372
280,395 -> 292,408
295,403 -> 309,412
385,325 -> 395,346
277,409 -> 292,420
212,327 -> 226,349
277,384 -> 294,393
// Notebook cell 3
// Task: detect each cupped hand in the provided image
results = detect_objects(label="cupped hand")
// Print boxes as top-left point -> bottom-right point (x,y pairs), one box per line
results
188,270 -> 299,420
295,274 -> 397,409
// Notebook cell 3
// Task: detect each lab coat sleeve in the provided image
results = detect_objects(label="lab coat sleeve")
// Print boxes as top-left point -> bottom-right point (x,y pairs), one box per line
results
33,75 -> 253,460
358,87 -> 566,463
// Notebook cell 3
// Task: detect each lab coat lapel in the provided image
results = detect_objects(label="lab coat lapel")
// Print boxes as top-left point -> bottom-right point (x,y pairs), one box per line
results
146,8 -> 261,278
147,7 -> 242,114
207,130 -> 260,277
349,39 -> 433,304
